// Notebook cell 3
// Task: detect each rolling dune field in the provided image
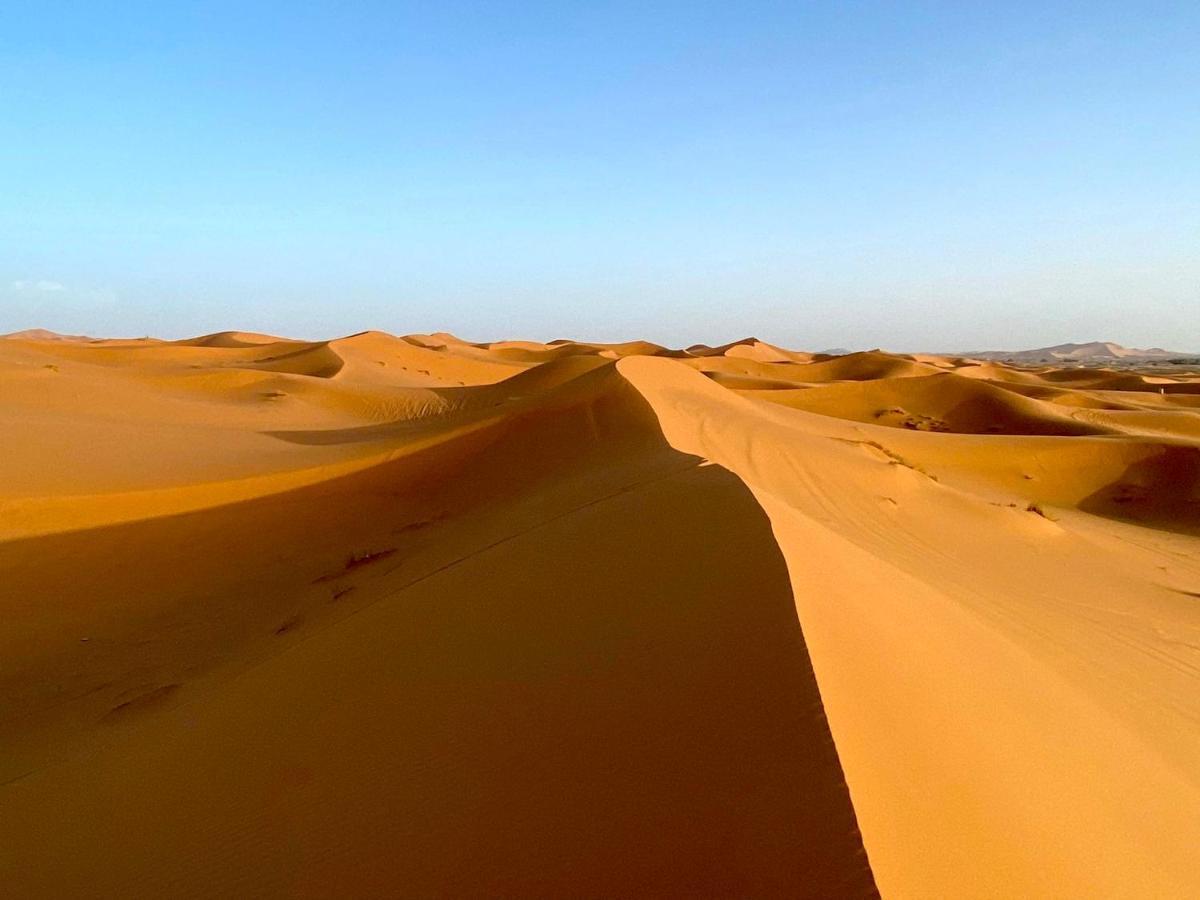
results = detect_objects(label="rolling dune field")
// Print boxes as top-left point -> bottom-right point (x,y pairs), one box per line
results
2,330 -> 1199,897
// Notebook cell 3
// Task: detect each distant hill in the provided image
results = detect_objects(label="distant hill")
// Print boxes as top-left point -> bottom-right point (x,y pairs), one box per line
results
966,341 -> 1198,364
1,328 -> 94,342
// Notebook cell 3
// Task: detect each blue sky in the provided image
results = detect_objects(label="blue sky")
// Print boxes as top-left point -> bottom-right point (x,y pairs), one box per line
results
2,1 -> 1197,348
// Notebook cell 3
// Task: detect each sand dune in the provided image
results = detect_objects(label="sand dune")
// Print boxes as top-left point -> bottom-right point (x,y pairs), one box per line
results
176,330 -> 293,348
747,372 -> 1115,436
2,333 -> 1200,897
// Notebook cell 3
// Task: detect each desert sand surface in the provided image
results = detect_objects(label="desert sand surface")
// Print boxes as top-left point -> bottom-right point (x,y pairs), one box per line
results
2,330 -> 1200,897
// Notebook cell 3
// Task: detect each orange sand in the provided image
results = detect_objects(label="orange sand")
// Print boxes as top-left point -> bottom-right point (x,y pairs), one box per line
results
2,331 -> 1199,897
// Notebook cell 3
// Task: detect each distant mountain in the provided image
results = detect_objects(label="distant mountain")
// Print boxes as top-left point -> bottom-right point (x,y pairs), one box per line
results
966,341 -> 1197,364
0,328 -> 93,342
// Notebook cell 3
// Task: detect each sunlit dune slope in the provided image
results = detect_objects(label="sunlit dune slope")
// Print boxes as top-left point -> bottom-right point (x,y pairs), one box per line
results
2,332 -> 1199,897
745,371 -> 1115,435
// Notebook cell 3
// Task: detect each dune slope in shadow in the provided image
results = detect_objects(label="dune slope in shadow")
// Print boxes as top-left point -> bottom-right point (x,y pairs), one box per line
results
0,461 -> 876,898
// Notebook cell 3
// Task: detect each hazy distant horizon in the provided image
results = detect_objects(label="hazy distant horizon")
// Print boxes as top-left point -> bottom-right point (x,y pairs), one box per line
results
5,322 -> 1198,358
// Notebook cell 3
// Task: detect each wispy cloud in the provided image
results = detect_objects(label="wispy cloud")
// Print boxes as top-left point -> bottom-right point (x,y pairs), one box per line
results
6,279 -> 117,313
11,279 -> 67,293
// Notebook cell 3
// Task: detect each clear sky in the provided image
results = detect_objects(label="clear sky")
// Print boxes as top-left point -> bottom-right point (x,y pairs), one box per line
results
3,1 -> 1198,349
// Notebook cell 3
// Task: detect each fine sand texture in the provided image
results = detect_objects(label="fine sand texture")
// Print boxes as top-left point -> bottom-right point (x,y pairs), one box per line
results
2,332 -> 1200,897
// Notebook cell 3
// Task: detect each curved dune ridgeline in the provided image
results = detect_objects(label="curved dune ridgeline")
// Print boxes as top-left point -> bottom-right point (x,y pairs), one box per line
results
2,332 -> 1200,897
